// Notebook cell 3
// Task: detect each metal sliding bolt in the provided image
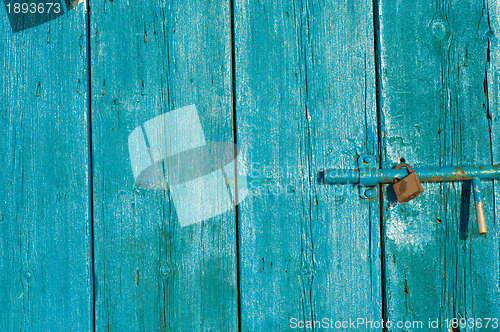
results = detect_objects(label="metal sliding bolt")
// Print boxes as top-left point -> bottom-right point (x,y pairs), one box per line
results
323,156 -> 499,236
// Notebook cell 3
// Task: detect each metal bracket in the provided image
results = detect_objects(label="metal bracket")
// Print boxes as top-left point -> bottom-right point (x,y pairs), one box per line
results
357,154 -> 378,199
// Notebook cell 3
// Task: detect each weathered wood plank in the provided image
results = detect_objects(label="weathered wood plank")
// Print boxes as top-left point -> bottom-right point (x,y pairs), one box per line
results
379,0 -> 500,329
486,1 -> 500,328
90,0 -> 238,330
0,7 -> 92,331
235,0 -> 382,330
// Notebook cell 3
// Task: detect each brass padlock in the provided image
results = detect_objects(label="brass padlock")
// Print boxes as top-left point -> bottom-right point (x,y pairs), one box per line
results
393,163 -> 424,204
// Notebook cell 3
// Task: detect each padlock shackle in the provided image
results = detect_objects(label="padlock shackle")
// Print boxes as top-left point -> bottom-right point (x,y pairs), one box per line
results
394,163 -> 414,173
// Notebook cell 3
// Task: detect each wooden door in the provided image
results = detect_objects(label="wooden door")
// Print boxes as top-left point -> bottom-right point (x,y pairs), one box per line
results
2,0 -> 500,331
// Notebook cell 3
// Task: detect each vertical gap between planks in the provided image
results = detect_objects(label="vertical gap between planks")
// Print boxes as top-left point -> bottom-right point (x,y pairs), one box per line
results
484,33 -> 497,225
372,0 -> 387,329
229,0 -> 242,330
85,0 -> 96,330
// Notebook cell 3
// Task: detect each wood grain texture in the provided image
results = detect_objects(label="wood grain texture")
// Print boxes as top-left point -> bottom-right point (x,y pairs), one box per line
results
0,7 -> 92,331
379,0 -> 500,329
488,4 -> 500,311
234,0 -> 382,330
90,0 -> 238,330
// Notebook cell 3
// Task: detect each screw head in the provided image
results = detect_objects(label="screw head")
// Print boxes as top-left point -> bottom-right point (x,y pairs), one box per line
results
365,188 -> 374,197
363,155 -> 374,164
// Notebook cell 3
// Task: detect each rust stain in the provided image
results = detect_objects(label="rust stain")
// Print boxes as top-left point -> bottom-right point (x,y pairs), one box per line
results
136,269 -> 139,286
453,171 -> 467,180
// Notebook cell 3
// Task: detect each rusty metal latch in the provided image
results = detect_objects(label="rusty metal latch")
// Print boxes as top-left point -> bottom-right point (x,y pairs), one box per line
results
321,155 -> 500,235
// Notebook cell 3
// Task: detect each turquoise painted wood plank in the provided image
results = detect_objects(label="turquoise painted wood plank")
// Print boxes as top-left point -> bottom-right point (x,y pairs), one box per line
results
486,2 -> 500,329
235,0 -> 382,330
488,10 -> 500,323
379,0 -> 500,330
90,0 -> 238,330
0,6 -> 92,332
